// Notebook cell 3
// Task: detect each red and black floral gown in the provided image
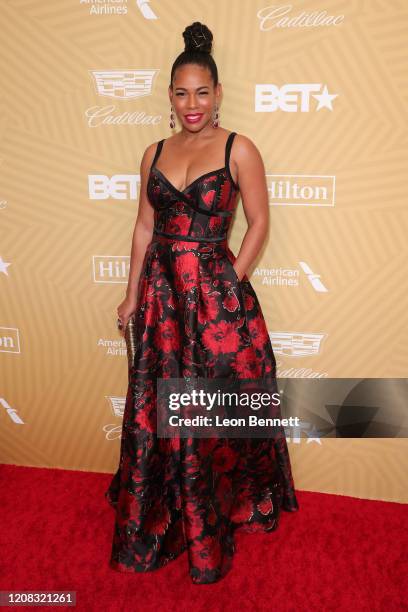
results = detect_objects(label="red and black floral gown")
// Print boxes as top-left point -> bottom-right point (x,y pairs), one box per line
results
105,131 -> 299,584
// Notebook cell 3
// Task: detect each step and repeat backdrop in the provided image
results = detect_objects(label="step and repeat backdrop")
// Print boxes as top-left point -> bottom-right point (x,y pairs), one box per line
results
1,1 -> 407,503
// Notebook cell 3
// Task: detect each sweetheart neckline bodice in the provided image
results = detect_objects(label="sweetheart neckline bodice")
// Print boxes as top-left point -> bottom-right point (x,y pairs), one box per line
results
148,131 -> 239,199
150,165 -> 230,196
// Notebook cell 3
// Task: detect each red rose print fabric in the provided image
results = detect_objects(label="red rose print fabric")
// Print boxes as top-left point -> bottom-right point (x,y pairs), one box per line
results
105,132 -> 299,584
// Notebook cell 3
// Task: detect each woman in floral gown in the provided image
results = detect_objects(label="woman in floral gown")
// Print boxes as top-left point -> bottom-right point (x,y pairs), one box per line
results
106,21 -> 299,585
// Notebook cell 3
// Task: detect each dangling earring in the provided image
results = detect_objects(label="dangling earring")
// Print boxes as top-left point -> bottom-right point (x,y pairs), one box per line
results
169,105 -> 175,129
212,104 -> 219,128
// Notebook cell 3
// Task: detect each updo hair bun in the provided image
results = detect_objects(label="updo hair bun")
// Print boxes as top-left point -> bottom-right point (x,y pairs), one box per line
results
183,22 -> 213,54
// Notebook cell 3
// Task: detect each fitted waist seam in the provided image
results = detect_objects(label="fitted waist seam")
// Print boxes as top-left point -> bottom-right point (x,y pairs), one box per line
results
152,229 -> 227,243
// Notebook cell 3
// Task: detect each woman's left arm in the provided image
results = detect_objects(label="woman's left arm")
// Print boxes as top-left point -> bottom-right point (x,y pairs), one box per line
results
231,135 -> 270,281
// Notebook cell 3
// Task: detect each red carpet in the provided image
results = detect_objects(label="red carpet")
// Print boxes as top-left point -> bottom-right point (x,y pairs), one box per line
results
0,464 -> 406,611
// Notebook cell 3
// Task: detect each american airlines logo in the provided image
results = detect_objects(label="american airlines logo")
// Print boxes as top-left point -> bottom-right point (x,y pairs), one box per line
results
0,398 -> 25,424
254,262 -> 328,292
80,0 -> 159,20
98,337 -> 127,357
0,327 -> 20,353
136,0 -> 158,19
93,256 -> 129,283
88,174 -> 140,200
299,262 -> 328,292
90,69 -> 159,99
270,332 -> 326,356
267,175 -> 335,207
80,0 -> 128,16
255,84 -> 338,112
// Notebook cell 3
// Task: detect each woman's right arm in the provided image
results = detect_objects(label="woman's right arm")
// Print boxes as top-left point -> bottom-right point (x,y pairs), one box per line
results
117,142 -> 157,330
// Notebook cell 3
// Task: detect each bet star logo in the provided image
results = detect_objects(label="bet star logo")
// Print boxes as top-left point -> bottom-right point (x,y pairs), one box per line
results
255,83 -> 339,112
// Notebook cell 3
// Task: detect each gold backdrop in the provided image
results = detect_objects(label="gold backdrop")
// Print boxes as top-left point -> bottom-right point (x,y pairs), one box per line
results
1,1 -> 407,503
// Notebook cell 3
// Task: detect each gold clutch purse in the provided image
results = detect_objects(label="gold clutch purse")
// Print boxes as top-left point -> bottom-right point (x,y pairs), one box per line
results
124,314 -> 138,368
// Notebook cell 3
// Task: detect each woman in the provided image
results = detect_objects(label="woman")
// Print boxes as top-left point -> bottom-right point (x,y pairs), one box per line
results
105,21 -> 299,585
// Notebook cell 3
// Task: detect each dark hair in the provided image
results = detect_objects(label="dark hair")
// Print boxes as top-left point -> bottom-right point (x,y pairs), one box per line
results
170,22 -> 218,88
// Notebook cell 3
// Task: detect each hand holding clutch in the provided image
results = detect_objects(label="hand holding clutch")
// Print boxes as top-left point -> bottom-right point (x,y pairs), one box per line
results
124,314 -> 138,369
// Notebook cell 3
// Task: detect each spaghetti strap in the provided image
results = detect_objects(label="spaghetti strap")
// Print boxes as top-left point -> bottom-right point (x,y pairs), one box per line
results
150,139 -> 164,171
225,131 -> 238,190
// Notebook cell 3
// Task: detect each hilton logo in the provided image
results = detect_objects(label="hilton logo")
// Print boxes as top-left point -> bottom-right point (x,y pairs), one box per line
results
0,327 -> 20,353
267,175 -> 335,207
92,256 -> 129,283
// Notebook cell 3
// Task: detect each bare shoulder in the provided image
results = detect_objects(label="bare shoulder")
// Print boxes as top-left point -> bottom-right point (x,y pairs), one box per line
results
140,140 -> 160,172
231,133 -> 264,181
232,133 -> 262,160
143,140 -> 160,161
